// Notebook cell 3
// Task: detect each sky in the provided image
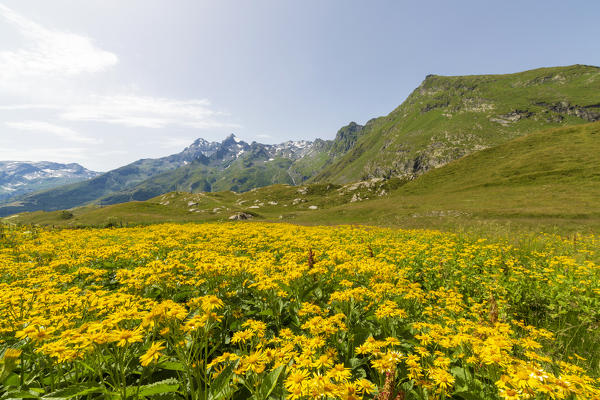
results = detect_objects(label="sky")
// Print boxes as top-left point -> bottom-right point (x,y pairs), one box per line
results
0,1 -> 598,171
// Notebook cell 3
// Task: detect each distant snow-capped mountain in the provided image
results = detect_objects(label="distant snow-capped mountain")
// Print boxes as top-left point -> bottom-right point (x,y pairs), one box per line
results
264,140 -> 313,159
178,134 -> 314,164
0,161 -> 100,203
0,131 -> 348,216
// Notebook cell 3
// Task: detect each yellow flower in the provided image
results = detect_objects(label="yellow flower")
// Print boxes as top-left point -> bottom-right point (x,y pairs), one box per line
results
200,295 -> 224,312
313,354 -> 333,369
112,329 -> 144,347
235,350 -> 268,375
375,300 -> 407,320
498,387 -> 521,400
339,382 -> 360,400
231,329 -> 254,344
355,378 -> 376,394
159,327 -> 170,336
327,363 -> 352,382
285,368 -> 309,391
428,367 -> 455,392
140,341 -> 165,367
520,337 -> 542,350
1,348 -> 23,371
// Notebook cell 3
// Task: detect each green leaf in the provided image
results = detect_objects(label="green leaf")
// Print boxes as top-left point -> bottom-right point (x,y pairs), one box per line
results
76,360 -> 98,375
258,308 -> 274,317
255,365 -> 285,400
138,378 -> 180,397
42,383 -> 105,399
158,360 -> 186,371
1,373 -> 20,387
1,390 -> 41,399
144,395 -> 181,400
348,357 -> 363,370
209,362 -> 237,400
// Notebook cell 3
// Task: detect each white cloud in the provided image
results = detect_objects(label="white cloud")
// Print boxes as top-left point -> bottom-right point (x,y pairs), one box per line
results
0,4 -> 118,81
0,95 -> 238,131
5,121 -> 102,144
0,5 -> 239,171
59,94 -> 240,129
0,5 -> 236,134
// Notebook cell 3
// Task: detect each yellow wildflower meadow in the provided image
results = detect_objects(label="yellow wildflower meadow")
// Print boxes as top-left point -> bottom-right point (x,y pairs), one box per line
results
0,223 -> 599,399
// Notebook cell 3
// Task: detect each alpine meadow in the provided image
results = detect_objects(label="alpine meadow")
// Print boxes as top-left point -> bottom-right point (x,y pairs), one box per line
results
1,2 -> 600,400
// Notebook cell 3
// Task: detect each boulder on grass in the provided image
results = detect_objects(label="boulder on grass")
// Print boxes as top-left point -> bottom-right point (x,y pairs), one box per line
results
229,212 -> 253,221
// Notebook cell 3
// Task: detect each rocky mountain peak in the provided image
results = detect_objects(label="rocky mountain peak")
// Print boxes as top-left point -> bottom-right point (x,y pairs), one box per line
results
221,133 -> 247,147
180,138 -> 220,160
190,138 -> 212,147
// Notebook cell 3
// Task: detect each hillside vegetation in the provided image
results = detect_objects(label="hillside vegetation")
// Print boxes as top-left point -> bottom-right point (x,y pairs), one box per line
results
315,121 -> 600,230
2,65 -> 598,217
6,122 -> 599,233
313,64 -> 600,183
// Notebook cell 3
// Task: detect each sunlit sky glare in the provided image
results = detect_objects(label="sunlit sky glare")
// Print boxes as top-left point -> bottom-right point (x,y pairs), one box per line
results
0,0 -> 598,171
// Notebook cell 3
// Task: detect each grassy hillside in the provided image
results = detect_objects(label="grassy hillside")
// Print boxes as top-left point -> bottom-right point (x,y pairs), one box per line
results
309,122 -> 600,231
6,122 -> 599,233
3,65 -> 597,217
313,64 -> 600,183
2,178 -> 405,228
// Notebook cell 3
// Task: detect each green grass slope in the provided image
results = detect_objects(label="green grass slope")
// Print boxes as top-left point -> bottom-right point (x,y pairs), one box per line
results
6,122 -> 599,233
97,153 -> 297,205
312,64 -> 600,184
307,122 -> 600,231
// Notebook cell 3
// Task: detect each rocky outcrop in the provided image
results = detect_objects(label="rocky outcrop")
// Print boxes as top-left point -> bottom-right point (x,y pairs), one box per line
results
228,212 -> 253,220
536,102 -> 600,122
490,110 -> 534,126
328,122 -> 365,156
421,100 -> 450,113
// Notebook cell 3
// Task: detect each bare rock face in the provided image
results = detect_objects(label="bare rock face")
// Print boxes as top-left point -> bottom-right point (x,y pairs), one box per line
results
229,212 -> 253,220
490,109 -> 534,126
536,101 -> 600,122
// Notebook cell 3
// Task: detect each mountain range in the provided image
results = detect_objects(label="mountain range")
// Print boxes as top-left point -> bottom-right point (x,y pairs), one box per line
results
0,161 -> 99,204
0,122 -> 364,216
10,121 -> 599,232
1,64 -> 599,218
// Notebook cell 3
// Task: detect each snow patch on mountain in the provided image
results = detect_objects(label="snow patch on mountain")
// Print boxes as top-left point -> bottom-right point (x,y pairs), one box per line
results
0,161 -> 100,202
